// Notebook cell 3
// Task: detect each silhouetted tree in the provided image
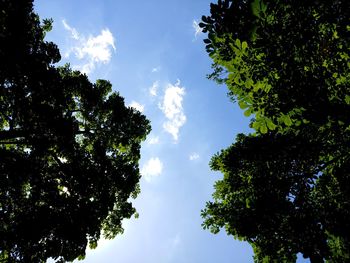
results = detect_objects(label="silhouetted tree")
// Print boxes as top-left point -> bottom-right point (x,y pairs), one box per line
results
0,1 -> 150,262
200,0 -> 350,262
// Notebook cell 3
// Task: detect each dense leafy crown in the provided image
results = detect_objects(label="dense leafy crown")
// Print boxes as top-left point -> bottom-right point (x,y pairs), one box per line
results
0,1 -> 150,262
200,0 -> 350,262
201,0 -> 350,134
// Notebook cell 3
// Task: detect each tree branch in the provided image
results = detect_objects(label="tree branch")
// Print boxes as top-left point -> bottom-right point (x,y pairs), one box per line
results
0,141 -> 29,145
0,129 -> 26,140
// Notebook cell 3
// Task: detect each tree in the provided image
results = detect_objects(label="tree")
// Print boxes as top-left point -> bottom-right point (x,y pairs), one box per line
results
200,0 -> 350,262
0,1 -> 150,262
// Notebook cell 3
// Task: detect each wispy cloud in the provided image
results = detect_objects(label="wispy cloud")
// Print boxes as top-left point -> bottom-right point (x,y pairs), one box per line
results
62,20 -> 79,40
62,19 -> 116,74
193,20 -> 203,38
151,66 -> 161,73
147,136 -> 160,145
141,157 -> 163,182
128,101 -> 145,113
149,81 -> 159,97
159,80 -> 186,142
165,233 -> 182,261
189,153 -> 200,161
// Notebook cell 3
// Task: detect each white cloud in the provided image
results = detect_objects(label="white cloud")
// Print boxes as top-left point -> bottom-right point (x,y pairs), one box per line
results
149,81 -> 159,97
189,153 -> 200,161
193,20 -> 203,38
141,157 -> 163,182
128,101 -> 144,113
151,66 -> 161,73
147,136 -> 160,145
62,19 -> 79,40
62,20 -> 116,74
159,80 -> 186,142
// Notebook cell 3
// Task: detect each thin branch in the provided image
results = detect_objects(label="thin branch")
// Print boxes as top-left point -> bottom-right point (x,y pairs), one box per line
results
0,129 -> 26,140
0,141 -> 29,145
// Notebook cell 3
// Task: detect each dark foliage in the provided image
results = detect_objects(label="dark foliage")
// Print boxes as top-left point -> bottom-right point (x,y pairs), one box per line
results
200,0 -> 350,262
0,1 -> 150,262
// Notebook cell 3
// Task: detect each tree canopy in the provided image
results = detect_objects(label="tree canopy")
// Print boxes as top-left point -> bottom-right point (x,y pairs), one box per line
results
0,1 -> 150,262
200,0 -> 350,262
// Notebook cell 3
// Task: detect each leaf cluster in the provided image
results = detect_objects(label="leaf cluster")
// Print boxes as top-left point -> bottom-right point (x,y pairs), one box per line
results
201,1 -> 350,262
200,0 -> 350,135
0,1 -> 150,262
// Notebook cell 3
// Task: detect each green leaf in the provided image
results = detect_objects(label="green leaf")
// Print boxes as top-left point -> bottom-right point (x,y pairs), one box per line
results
89,241 -> 98,250
235,39 -> 241,48
234,75 -> 241,84
242,41 -> 248,50
253,82 -> 261,92
345,95 -> 350,104
238,100 -> 249,109
251,0 -> 260,17
252,121 -> 260,131
245,198 -> 251,208
251,0 -> 267,17
246,79 -> 254,89
245,79 -> 252,89
283,115 -> 293,126
266,119 -> 276,130
264,84 -> 272,93
244,108 -> 252,117
260,124 -> 268,134
77,254 -> 86,260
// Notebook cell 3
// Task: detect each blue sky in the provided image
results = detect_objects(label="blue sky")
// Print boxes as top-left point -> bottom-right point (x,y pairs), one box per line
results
34,1 -> 307,262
